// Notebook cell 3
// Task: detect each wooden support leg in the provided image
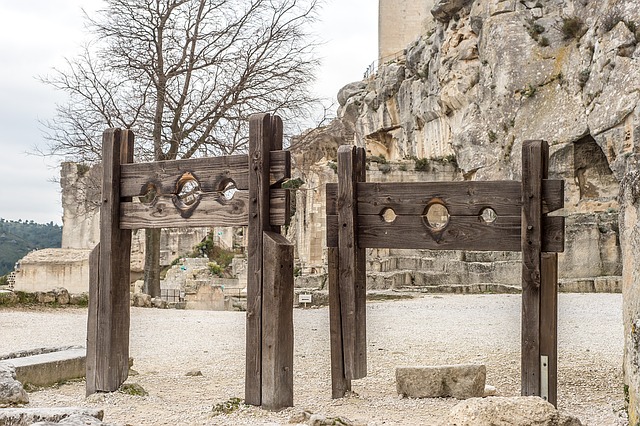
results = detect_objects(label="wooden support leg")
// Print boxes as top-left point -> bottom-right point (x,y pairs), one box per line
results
261,231 -> 294,410
541,252 -> 558,406
337,145 -> 367,380
328,247 -> 351,398
86,128 -> 133,395
521,140 -> 547,397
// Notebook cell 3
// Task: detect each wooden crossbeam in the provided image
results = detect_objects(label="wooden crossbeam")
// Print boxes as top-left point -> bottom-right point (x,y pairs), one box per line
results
120,151 -> 290,196
119,188 -> 289,229
326,215 -> 564,252
326,180 -> 564,216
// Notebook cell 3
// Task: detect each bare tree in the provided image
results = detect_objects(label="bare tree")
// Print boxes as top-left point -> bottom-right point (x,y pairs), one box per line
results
41,0 -> 322,296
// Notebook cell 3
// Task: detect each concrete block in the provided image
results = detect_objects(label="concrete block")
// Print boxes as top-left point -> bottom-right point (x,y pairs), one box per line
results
1,348 -> 86,387
396,364 -> 486,399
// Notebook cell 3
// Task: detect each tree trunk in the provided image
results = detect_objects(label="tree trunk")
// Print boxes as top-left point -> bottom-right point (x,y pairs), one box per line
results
143,228 -> 161,297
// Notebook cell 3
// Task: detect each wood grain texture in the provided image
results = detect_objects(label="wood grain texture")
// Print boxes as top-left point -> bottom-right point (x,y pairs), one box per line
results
326,180 -> 563,216
521,139 -> 546,397
353,147 -> 367,379
245,113 -> 271,406
261,231 -> 294,410
119,188 -> 289,229
328,247 -> 351,398
120,150 -> 289,196
326,214 -> 564,252
86,243 -> 100,396
93,128 -> 133,393
337,145 -> 367,380
541,252 -> 558,407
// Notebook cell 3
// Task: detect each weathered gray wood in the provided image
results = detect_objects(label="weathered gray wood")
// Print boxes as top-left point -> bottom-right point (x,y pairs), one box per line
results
521,139 -> 546,397
353,147 -> 367,379
326,214 -> 564,252
92,128 -> 133,394
261,231 -> 294,410
245,113 -> 272,406
326,180 -> 564,216
119,151 -> 290,196
328,247 -> 351,398
119,188 -> 290,229
541,252 -> 558,407
86,242 -> 100,396
337,145 -> 367,380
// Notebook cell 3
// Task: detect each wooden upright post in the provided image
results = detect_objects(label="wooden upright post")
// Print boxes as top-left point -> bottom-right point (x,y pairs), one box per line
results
261,231 -> 294,410
328,247 -> 351,398
337,145 -> 367,380
246,113 -> 285,406
541,252 -> 558,406
521,140 -> 550,398
86,128 -> 134,395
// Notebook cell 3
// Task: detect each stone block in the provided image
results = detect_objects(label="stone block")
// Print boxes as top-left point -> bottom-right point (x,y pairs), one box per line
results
0,363 -> 29,406
444,396 -> 583,425
0,407 -> 103,426
396,364 -> 486,399
2,348 -> 86,387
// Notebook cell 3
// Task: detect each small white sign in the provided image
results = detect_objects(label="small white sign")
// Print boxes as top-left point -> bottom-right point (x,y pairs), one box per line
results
298,294 -> 312,304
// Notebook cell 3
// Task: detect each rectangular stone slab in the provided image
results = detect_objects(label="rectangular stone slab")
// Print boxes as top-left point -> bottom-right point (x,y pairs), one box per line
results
1,348 -> 86,387
396,364 -> 486,399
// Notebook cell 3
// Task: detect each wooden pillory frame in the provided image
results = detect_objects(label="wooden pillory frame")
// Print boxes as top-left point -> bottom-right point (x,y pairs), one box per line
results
86,113 -> 295,410
326,140 -> 565,406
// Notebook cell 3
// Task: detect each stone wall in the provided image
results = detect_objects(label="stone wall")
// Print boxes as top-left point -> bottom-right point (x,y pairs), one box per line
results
378,0 -> 435,60
13,249 -> 90,295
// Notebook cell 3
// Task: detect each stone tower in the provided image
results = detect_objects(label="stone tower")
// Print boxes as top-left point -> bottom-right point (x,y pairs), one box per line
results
378,0 -> 435,60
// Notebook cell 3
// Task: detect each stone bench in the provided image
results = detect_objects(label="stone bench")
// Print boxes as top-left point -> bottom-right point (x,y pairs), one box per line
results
1,348 -> 86,387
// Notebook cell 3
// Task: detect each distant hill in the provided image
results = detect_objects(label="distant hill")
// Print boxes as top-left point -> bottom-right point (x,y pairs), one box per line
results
0,219 -> 62,276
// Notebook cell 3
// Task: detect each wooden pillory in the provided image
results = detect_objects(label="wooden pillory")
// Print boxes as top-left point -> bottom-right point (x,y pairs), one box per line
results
86,113 -> 295,410
326,141 -> 565,406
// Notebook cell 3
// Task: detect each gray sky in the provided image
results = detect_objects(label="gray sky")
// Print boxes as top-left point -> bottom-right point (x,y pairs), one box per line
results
0,0 -> 377,225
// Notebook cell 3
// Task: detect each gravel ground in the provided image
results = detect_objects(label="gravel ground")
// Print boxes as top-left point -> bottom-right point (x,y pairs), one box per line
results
0,293 -> 627,425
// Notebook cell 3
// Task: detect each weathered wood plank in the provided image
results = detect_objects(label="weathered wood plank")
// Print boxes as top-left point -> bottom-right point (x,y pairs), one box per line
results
353,147 -> 367,379
119,189 -> 289,229
541,252 -> 558,407
86,242 -> 100,396
245,113 -> 272,406
326,214 -> 564,252
328,247 -> 351,398
337,145 -> 366,380
521,139 -> 546,397
120,150 -> 289,197
326,180 -> 563,216
93,128 -> 133,393
261,231 -> 294,410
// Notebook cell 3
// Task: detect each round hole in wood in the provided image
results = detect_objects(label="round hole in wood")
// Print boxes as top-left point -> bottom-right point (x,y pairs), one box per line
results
424,202 -> 450,230
138,183 -> 158,205
480,207 -> 497,223
176,172 -> 201,207
380,207 -> 397,223
218,179 -> 237,202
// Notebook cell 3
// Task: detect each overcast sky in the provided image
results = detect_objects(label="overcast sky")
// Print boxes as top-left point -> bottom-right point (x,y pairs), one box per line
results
0,0 -> 377,225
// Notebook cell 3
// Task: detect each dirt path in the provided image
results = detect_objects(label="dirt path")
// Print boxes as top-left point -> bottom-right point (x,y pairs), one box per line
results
0,293 -> 627,425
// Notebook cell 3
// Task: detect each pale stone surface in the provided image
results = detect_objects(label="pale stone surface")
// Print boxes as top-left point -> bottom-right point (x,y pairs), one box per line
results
31,413 -> 109,425
0,408 -> 104,426
132,293 -> 151,308
444,396 -> 583,426
4,348 -> 86,388
621,153 -> 640,425
13,249 -> 90,295
379,0 -> 434,59
0,363 -> 28,406
396,364 -> 486,399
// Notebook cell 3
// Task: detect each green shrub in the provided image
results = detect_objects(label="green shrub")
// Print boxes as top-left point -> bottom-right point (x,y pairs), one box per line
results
414,158 -> 430,172
212,397 -> 243,415
562,17 -> 585,40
